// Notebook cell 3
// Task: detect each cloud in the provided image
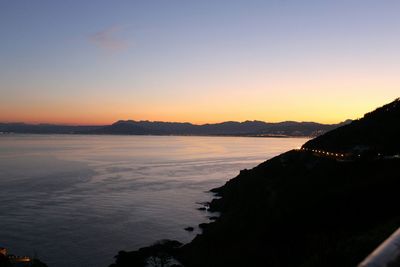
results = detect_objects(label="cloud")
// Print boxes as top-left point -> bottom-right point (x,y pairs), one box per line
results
88,26 -> 128,53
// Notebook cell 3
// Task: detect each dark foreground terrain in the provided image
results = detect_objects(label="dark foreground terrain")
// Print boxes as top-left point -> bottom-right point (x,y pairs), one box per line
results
110,99 -> 400,267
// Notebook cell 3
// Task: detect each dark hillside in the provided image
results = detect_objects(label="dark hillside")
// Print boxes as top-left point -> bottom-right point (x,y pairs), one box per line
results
110,98 -> 400,267
177,151 -> 400,267
303,98 -> 400,154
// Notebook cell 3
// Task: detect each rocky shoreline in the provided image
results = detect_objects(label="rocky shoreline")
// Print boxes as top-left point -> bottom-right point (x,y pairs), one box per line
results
110,150 -> 400,267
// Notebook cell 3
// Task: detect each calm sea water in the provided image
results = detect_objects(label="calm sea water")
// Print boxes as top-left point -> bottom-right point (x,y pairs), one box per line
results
0,135 -> 308,267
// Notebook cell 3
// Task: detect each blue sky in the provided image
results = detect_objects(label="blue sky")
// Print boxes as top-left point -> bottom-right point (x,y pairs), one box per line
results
1,0 -> 399,124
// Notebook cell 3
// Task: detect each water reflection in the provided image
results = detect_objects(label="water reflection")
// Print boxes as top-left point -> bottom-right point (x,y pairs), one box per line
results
0,135 -> 308,267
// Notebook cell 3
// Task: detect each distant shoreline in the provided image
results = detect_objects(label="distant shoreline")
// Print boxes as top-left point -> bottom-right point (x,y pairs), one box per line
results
0,132 -> 312,139
0,119 -> 350,138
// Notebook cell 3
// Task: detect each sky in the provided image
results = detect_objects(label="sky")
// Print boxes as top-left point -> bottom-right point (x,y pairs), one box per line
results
1,0 -> 399,125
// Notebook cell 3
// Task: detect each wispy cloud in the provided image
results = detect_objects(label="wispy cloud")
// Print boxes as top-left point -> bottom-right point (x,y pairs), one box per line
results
88,26 -> 128,53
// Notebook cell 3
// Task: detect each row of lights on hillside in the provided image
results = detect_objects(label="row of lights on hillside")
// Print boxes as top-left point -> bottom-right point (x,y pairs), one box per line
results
299,147 -> 345,157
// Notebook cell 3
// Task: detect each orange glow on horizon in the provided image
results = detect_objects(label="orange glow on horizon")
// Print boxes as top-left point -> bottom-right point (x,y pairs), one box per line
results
0,97 -> 394,126
2,78 -> 398,126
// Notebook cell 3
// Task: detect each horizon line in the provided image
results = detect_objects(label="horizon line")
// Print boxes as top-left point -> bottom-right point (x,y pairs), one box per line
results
0,118 -> 351,127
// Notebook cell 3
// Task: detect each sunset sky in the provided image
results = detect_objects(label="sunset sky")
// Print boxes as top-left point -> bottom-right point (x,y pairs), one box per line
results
1,0 -> 399,125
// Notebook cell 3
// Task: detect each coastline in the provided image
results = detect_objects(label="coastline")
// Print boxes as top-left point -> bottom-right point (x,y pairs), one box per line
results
0,132 -> 311,139
110,149 -> 400,267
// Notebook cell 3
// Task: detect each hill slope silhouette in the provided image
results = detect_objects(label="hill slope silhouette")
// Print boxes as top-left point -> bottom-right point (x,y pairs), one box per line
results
303,98 -> 400,154
110,98 -> 400,267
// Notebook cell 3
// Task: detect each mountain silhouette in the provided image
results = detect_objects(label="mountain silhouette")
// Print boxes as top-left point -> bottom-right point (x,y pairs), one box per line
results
82,120 -> 349,136
0,120 -> 349,137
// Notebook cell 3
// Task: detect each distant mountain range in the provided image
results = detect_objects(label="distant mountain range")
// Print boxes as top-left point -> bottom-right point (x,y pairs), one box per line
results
0,123 -> 100,134
0,119 -> 351,137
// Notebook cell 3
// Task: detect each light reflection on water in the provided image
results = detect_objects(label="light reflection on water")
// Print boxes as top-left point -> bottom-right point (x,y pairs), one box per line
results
0,135 -> 308,267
